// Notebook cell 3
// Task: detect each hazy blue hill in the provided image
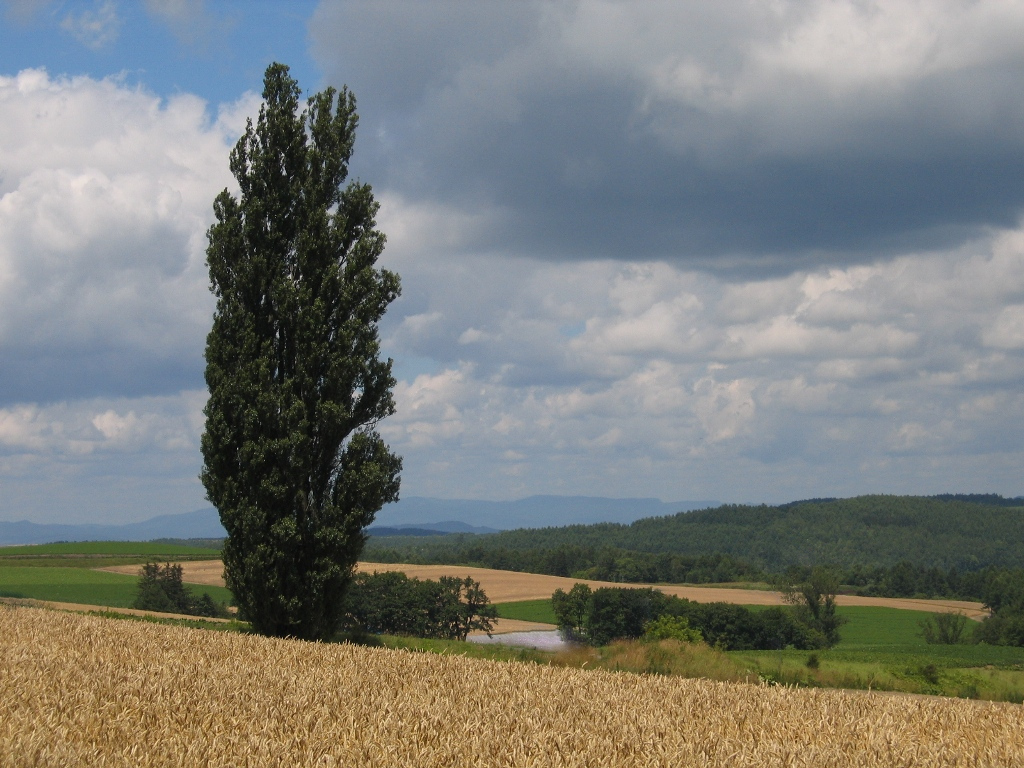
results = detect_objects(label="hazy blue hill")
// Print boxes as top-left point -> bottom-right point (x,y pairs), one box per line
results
374,495 -> 717,530
367,495 -> 1024,572
0,496 -> 708,545
0,508 -> 227,546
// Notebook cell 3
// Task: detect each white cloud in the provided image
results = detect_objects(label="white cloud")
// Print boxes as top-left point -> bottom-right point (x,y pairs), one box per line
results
0,391 -> 205,457
375,206 -> 1024,501
60,0 -> 121,50
982,305 -> 1024,349
0,69 -> 258,402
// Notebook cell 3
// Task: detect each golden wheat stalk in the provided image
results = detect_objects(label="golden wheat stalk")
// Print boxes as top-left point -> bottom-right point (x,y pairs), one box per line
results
1,605 -> 1020,767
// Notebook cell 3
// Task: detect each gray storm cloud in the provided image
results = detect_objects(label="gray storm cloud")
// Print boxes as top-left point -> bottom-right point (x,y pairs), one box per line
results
311,0 -> 1024,268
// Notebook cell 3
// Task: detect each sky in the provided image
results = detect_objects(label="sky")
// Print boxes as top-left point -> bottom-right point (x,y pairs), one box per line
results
2,1 -> 1024,525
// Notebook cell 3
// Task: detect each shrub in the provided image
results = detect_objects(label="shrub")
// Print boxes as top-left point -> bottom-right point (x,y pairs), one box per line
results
134,562 -> 228,618
643,615 -> 703,643
919,611 -> 968,644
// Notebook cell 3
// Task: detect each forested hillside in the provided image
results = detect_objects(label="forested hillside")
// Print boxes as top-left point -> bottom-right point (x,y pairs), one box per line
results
364,495 -> 1024,572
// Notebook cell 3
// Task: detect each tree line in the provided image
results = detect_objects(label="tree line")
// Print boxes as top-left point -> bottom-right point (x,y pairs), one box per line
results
365,535 -> 1024,604
553,567 -> 845,650
367,495 -> 1024,573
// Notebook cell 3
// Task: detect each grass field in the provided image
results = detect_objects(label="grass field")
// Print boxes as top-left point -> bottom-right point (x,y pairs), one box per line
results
0,541 -> 220,557
4,606 -> 1022,767
0,541 -> 231,610
734,605 -> 1024,700
0,565 -> 233,608
495,598 -> 558,624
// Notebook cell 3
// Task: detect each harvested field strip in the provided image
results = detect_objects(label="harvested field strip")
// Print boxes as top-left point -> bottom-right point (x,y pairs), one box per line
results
115,559 -> 987,619
2,606 -> 1022,767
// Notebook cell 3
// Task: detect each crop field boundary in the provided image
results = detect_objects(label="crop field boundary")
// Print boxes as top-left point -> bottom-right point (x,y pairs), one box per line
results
101,559 -> 987,619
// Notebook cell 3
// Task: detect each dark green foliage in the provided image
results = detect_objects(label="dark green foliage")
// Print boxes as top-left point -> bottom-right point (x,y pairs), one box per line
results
134,562 -> 228,618
974,570 -> 1024,646
585,587 -> 669,647
367,495 -> 1024,573
551,584 -> 816,650
366,540 -> 767,584
552,583 -> 591,641
201,63 -> 401,640
342,572 -> 496,641
781,566 -> 846,648
919,612 -> 968,645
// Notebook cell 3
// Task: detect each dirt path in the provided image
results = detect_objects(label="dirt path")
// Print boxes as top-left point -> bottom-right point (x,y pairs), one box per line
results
99,560 -> 988,619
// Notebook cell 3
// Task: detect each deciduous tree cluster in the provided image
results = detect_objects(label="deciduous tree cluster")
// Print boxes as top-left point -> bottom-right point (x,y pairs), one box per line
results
134,562 -> 227,618
342,571 -> 497,641
552,584 -> 826,650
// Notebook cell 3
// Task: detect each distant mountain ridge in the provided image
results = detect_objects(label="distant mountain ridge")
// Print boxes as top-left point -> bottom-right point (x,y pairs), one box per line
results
374,495 -> 717,531
0,508 -> 228,546
0,495 -> 712,546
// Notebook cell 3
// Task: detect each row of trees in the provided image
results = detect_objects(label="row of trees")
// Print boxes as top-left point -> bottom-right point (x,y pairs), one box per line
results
973,570 -> 1024,646
366,542 -> 763,585
133,564 -> 498,642
366,535 -> 1024,606
552,572 -> 845,651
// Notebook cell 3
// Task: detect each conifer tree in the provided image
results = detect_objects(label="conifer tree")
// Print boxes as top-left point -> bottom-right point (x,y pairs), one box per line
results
202,63 -> 401,640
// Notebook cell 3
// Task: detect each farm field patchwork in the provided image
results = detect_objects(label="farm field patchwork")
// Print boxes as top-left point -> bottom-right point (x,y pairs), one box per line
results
109,559 -> 987,618
0,542 -> 233,609
0,565 -> 234,608
3,605 -> 1022,767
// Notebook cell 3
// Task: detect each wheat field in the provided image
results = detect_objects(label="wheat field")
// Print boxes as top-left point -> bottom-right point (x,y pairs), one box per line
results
2,605 -> 1021,767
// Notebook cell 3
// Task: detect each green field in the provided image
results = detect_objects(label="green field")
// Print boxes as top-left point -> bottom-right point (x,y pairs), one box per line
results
0,565 -> 233,608
0,566 -> 147,606
0,541 -> 220,557
495,598 -> 558,624
733,605 -> 1024,700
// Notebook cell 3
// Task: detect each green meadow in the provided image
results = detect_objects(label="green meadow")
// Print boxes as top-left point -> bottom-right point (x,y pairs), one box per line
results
0,541 -> 220,557
495,598 -> 558,624
0,541 -> 230,608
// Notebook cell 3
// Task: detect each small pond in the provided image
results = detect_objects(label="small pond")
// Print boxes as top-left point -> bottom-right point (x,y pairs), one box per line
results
468,630 -> 569,652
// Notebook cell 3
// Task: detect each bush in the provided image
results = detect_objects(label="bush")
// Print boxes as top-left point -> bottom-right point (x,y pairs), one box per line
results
919,611 -> 968,644
642,615 -> 702,643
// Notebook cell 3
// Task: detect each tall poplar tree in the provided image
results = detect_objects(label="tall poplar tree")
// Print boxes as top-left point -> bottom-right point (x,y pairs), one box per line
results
201,63 -> 401,640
